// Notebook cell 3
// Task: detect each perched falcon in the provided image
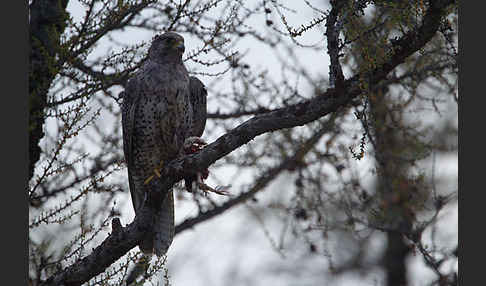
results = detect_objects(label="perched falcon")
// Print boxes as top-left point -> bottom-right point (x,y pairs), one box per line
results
121,32 -> 207,256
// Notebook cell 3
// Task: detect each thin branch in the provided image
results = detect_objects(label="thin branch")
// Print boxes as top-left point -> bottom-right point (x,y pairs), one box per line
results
326,0 -> 346,89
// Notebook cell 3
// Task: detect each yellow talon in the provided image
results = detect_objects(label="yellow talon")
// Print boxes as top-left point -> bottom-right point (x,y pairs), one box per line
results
154,161 -> 164,177
144,161 -> 164,185
144,175 -> 155,185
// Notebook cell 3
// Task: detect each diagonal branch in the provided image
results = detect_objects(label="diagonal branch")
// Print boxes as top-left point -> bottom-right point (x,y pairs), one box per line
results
39,1 -> 455,285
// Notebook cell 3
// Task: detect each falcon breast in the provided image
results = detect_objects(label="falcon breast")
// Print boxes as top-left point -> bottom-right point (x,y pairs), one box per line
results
121,32 -> 207,256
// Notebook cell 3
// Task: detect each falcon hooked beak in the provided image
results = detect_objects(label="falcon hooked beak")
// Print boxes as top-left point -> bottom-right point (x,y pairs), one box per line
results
174,39 -> 185,54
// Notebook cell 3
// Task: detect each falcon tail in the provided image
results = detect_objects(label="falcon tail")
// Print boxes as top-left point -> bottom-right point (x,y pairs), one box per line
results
139,190 -> 175,256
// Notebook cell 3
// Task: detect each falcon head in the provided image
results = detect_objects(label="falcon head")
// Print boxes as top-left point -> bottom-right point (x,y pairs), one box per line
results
148,32 -> 185,61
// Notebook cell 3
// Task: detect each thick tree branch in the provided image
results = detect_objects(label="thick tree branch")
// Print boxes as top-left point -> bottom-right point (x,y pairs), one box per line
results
40,1 -> 455,285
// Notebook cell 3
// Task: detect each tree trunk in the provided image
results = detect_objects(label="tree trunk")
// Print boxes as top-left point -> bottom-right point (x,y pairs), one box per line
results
385,232 -> 410,286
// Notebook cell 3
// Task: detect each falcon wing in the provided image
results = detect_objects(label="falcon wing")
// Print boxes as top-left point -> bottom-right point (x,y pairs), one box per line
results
121,87 -> 142,212
188,76 -> 207,137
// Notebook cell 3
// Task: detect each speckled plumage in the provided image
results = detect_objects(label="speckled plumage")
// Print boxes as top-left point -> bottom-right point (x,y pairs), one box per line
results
121,32 -> 207,256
